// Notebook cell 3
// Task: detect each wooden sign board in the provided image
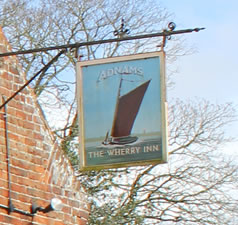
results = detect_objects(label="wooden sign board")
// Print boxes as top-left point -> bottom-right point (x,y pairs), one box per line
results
77,51 -> 168,170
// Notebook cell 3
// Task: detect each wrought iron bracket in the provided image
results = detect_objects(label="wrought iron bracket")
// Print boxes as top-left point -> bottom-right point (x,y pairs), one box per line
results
0,23 -> 205,58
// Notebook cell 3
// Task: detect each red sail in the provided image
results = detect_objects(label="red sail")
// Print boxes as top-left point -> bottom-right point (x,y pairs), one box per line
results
111,80 -> 151,138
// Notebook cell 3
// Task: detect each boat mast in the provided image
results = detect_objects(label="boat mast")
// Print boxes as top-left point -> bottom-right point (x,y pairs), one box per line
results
111,76 -> 123,137
117,76 -> 123,99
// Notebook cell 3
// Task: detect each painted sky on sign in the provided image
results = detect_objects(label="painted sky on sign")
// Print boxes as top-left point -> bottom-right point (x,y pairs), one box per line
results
82,56 -> 162,139
159,0 -> 238,154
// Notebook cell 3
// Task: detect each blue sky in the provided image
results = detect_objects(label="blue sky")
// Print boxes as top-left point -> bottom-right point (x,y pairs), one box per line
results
159,0 -> 238,153
160,0 -> 237,102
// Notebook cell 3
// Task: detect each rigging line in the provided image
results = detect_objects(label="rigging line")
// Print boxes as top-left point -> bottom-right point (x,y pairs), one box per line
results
0,49 -> 66,110
0,28 -> 205,57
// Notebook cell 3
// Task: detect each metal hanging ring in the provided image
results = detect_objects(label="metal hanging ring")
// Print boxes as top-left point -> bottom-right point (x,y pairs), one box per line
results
168,22 -> 176,31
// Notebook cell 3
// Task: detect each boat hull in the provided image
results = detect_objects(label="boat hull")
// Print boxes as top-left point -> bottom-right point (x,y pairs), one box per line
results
102,135 -> 138,145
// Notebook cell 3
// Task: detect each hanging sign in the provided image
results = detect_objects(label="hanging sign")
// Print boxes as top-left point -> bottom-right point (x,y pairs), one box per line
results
77,51 -> 168,170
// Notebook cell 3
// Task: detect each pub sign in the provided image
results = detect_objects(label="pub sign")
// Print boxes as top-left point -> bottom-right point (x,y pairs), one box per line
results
77,51 -> 168,170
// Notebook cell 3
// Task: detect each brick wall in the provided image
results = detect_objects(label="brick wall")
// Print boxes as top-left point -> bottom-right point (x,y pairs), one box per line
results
0,27 -> 89,224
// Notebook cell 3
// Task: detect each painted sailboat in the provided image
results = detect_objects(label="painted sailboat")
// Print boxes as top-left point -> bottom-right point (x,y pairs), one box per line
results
102,78 -> 151,145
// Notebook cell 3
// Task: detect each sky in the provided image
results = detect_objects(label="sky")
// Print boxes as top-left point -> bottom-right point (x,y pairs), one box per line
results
159,0 -> 238,154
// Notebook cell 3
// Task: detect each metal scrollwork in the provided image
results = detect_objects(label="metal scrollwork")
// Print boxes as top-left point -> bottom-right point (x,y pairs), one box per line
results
114,19 -> 130,37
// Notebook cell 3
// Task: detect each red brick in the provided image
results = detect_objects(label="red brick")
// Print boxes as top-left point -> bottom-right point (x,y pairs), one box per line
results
9,65 -> 19,75
12,201 -> 30,212
13,101 -> 24,111
0,188 -> 9,198
20,95 -> 26,103
62,205 -> 71,214
0,195 -> 8,205
53,221 -> 65,225
17,177 -> 33,187
21,221 -> 34,225
34,124 -> 41,132
26,114 -> 32,121
2,79 -> 13,90
14,76 -> 22,84
11,166 -> 28,177
2,72 -> 13,81
18,193 -> 32,204
24,105 -> 34,114
68,199 -> 80,208
53,186 -> 62,195
16,110 -> 27,120
0,178 -> 8,188
35,165 -> 45,173
34,215 -> 52,224
27,187 -> 40,197
33,132 -> 44,141
24,137 -> 36,146
12,159 -> 30,170
0,170 -> 8,180
28,171 -> 41,181
0,87 -> 11,97
78,219 -> 88,225
0,27 -> 87,225
8,127 -> 18,137
11,183 -> 27,194
33,115 -> 42,124
23,121 -> 35,130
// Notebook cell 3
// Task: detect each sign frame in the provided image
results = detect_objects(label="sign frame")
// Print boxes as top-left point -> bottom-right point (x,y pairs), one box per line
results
77,51 -> 168,170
